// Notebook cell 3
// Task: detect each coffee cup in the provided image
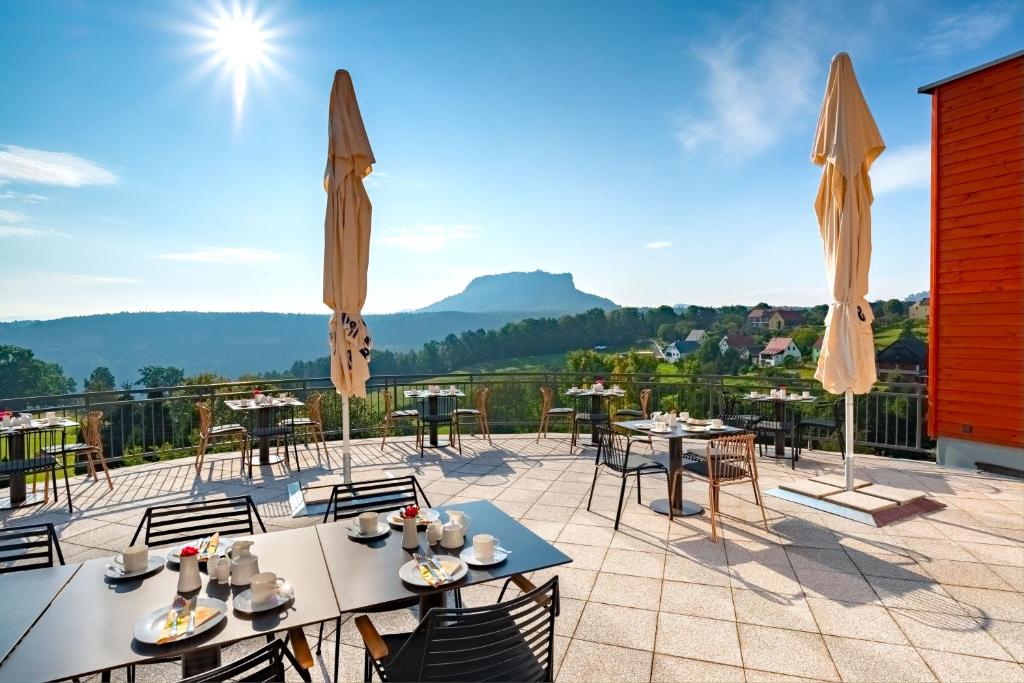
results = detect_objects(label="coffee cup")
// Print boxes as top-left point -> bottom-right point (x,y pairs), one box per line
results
679,412 -> 689,422
250,572 -> 286,605
358,512 -> 378,535
710,418 -> 724,429
802,390 -> 810,398
117,544 -> 149,573
473,534 -> 499,562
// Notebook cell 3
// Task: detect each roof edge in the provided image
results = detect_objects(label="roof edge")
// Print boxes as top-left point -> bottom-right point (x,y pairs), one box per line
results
918,50 -> 1024,94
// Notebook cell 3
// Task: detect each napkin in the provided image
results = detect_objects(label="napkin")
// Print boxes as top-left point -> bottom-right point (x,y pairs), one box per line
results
202,532 -> 220,560
418,559 -> 461,587
157,606 -> 220,643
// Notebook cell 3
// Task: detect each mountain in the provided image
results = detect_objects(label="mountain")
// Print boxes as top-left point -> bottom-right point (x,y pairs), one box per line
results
904,290 -> 930,302
417,271 -> 616,314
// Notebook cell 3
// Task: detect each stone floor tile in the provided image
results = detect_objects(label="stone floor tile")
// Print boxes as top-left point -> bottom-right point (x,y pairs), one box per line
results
866,576 -> 968,615
916,648 -> 1024,683
609,529 -> 669,553
654,613 -> 742,667
589,572 -> 662,611
574,602 -> 658,651
944,585 -> 1024,623
889,609 -> 1015,661
556,640 -> 653,682
557,523 -> 615,547
662,554 -> 731,586
554,597 -> 586,638
724,539 -> 791,568
650,654 -> 744,682
737,624 -> 839,681
982,619 -> 1024,663
729,562 -> 802,596
659,580 -> 735,621
785,545 -> 858,574
822,635 -> 936,682
522,502 -> 573,522
795,567 -> 881,604
919,559 -> 1013,591
530,566 -> 597,601
961,541 -> 1024,568
732,588 -> 817,632
600,547 -> 665,579
806,598 -> 908,644
518,518 -> 566,541
552,541 -> 607,571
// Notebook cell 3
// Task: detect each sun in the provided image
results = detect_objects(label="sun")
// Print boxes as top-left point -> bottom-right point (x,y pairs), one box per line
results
191,2 -> 278,122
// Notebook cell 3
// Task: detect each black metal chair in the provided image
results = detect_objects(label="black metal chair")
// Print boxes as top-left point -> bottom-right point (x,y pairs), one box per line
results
751,399 -> 799,469
322,475 -> 432,523
356,575 -> 560,682
177,637 -> 304,682
129,495 -> 266,548
586,426 -> 669,530
319,475 -> 434,682
572,396 -> 610,449
718,390 -> 761,430
0,522 -> 65,573
795,396 -> 845,460
416,395 -> 457,456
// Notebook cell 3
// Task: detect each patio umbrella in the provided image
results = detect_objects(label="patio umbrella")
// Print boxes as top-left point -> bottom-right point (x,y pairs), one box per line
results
323,69 -> 375,483
810,53 -> 884,491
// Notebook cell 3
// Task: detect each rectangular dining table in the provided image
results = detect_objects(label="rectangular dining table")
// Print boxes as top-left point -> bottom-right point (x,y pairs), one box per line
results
615,420 -> 746,517
0,563 -> 80,665
316,499 -> 572,615
0,525 -> 338,682
1,418 -> 77,509
225,398 -> 303,466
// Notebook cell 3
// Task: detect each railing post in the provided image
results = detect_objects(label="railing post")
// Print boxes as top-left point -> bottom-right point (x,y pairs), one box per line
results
915,384 -> 923,451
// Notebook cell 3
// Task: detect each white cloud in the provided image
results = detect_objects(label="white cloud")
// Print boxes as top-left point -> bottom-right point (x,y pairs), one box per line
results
0,145 -> 117,187
154,247 -> 282,264
0,209 -> 27,223
61,274 -> 142,285
872,143 -> 930,194
0,189 -> 48,203
645,241 -> 673,250
377,224 -> 478,253
676,5 -> 816,159
364,170 -> 425,189
0,225 -> 69,238
916,4 -> 1014,59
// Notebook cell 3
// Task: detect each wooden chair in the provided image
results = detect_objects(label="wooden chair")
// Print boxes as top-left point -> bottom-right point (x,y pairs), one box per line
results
452,387 -> 493,453
586,426 -> 669,530
130,495 -> 266,548
194,401 -> 249,476
670,433 -> 768,542
356,575 -> 559,682
380,388 -> 421,451
280,392 -> 328,457
536,387 -> 575,446
613,387 -> 652,420
41,411 -> 113,500
0,522 -> 65,573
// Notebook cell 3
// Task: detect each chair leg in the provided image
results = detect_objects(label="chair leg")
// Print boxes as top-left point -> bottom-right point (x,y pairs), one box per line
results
586,466 -> 599,511
636,471 -> 642,504
614,474 -> 628,531
753,480 -> 769,531
316,621 -> 324,655
334,617 -> 341,683
63,459 -> 73,514
380,419 -> 390,451
96,451 -> 113,491
708,483 -> 720,543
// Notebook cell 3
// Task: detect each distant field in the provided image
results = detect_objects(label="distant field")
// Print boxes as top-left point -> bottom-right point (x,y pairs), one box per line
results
457,352 -> 569,373
874,321 -> 928,349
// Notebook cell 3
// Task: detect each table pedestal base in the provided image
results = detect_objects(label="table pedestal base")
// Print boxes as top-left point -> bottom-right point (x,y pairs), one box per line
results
649,498 -> 704,517
0,491 -> 45,510
259,453 -> 285,466
181,645 -> 222,678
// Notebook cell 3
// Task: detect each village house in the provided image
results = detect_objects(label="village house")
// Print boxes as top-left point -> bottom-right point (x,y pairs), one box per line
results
684,329 -> 706,343
876,335 -> 928,377
758,336 -> 802,367
908,298 -> 929,320
662,340 -> 698,363
719,334 -> 758,360
746,307 -> 804,330
811,336 -> 824,362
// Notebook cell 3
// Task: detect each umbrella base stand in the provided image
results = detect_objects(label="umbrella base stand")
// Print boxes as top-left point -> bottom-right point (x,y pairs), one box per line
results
765,487 -> 944,527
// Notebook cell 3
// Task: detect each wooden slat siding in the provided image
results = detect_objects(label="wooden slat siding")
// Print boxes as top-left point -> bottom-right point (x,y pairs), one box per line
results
928,54 -> 1024,449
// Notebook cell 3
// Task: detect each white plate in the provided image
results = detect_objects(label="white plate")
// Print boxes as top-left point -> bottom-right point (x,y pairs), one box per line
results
133,597 -> 228,645
234,582 -> 296,614
459,547 -> 508,567
346,522 -> 391,541
649,427 -> 672,434
387,508 -> 440,528
105,554 -> 165,581
168,538 -> 232,564
399,555 -> 468,587
632,422 -> 655,430
680,425 -> 709,432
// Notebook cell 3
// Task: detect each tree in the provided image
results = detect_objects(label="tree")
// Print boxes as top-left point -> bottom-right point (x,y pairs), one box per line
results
883,299 -> 905,322
564,350 -> 614,376
791,326 -> 820,355
136,366 -> 185,390
656,323 -> 676,341
0,345 -> 76,399
84,366 -> 116,393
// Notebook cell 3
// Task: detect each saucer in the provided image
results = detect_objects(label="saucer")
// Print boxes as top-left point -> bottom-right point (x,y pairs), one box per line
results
233,582 -> 295,614
387,508 -> 440,528
105,554 -> 165,581
346,522 -> 390,541
459,547 -> 508,567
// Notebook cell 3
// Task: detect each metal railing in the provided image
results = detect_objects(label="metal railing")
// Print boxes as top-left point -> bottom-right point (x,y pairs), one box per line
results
0,372 -> 933,470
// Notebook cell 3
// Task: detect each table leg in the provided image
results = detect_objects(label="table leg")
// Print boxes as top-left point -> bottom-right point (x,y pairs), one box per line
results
649,437 -> 703,517
1,433 -> 44,510
181,645 -> 222,678
429,396 -> 439,447
418,590 -> 447,618
589,395 -> 601,446
256,408 -> 283,466
774,401 -> 786,456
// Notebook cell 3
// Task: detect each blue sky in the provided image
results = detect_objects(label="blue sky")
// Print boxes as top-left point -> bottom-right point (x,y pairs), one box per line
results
1,0 -> 1020,320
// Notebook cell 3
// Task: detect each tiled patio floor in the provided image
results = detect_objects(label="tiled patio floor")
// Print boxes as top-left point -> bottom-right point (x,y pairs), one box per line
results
3,433 -> 1022,682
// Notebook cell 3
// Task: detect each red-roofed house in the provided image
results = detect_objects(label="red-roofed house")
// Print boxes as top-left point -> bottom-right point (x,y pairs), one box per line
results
758,337 -> 802,367
747,308 -> 804,330
719,334 -> 757,360
811,336 -> 824,362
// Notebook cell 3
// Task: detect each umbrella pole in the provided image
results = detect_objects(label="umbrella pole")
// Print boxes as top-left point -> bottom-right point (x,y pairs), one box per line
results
342,395 -> 352,484
844,389 -> 855,491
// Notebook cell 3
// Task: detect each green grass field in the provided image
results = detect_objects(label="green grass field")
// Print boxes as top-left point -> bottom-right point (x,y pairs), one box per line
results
873,320 -> 928,349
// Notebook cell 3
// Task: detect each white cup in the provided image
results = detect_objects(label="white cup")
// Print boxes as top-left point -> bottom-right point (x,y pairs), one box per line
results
679,412 -> 689,422
750,390 -> 758,398
802,391 -> 810,398
473,534 -> 499,562
710,418 -> 724,429
215,557 -> 231,584
449,385 -> 457,393
250,572 -> 286,605
358,512 -> 378,535
117,544 -> 149,573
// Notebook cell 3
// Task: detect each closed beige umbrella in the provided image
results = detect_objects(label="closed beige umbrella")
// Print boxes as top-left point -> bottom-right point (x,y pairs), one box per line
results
323,69 -> 374,482
811,53 -> 884,491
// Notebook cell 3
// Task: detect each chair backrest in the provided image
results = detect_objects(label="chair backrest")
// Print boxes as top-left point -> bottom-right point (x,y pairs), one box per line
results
178,638 -> 290,683
0,522 -> 65,573
382,388 -> 395,415
131,495 -> 266,548
539,386 -> 554,414
324,475 -> 431,523
306,392 -> 325,423
83,410 -> 104,452
196,402 -> 213,438
638,388 -> 651,418
595,426 -> 631,473
383,576 -> 560,682
474,387 -> 490,415
832,396 -> 845,424
704,434 -> 757,485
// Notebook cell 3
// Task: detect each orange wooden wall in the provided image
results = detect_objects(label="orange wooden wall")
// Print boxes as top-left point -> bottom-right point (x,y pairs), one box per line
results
926,55 -> 1024,448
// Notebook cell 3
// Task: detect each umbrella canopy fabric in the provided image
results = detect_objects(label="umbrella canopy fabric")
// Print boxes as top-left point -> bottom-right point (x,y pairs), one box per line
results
811,53 -> 884,396
323,69 -> 375,398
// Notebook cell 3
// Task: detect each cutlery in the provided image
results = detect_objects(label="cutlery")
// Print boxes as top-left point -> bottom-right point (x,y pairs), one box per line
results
185,597 -> 198,636
169,596 -> 187,638
495,547 -> 512,555
428,555 -> 452,582
197,537 -> 209,557
414,553 -> 442,584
